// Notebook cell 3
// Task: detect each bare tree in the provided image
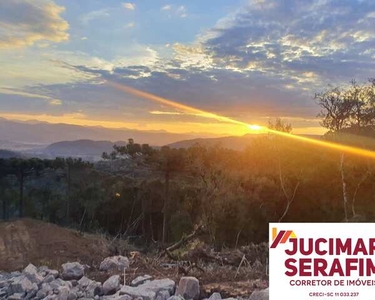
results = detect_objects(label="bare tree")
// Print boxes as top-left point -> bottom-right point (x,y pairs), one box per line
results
316,81 -> 375,221
268,119 -> 300,222
316,86 -> 355,133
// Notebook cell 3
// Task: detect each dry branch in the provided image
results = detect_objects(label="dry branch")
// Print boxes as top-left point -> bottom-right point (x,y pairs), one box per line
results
162,225 -> 205,260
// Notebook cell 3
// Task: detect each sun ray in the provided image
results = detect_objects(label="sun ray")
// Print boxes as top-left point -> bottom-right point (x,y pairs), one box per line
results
107,80 -> 375,160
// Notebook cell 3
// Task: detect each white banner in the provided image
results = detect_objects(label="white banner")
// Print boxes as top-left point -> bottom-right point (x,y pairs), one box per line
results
269,223 -> 375,300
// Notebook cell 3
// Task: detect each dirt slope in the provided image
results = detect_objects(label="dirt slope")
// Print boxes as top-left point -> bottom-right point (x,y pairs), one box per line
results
0,219 -> 109,272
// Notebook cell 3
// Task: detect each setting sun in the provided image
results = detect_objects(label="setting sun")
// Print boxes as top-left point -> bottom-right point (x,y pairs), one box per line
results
248,124 -> 264,131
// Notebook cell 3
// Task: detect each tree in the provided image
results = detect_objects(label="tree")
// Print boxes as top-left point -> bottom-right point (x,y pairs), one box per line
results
141,144 -> 154,156
315,80 -> 375,221
316,80 -> 375,133
0,159 -> 12,220
52,157 -> 92,221
315,86 -> 354,133
9,158 -> 44,217
152,146 -> 186,243
268,118 -> 292,133
267,119 -> 300,222
101,152 -> 110,160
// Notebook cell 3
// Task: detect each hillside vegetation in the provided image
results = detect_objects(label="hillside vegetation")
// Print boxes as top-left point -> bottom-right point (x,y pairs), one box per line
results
1,80 -> 375,247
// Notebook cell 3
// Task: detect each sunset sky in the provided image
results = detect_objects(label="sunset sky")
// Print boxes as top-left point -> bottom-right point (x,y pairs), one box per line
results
1,0 -> 375,136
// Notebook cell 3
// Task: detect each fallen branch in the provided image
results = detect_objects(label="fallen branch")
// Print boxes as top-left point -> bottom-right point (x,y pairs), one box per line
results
160,225 -> 206,261
234,255 -> 246,279
178,263 -> 205,275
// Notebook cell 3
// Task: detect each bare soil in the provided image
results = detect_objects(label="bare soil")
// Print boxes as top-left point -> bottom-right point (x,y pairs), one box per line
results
0,219 -> 268,297
0,219 -> 109,272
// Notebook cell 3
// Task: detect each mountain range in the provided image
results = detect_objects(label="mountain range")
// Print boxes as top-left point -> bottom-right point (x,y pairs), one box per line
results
0,118 -> 322,160
0,118 -> 221,149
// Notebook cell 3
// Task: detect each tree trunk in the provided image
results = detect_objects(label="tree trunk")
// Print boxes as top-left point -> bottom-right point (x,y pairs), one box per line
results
162,171 -> 170,244
66,164 -> 71,220
277,159 -> 300,223
351,172 -> 369,217
19,172 -> 24,218
79,209 -> 87,233
1,191 -> 6,220
340,153 -> 349,221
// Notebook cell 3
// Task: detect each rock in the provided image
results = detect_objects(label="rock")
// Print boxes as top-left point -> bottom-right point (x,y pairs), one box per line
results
120,286 -> 156,300
38,266 -> 49,273
36,284 -> 53,299
78,276 -> 93,289
155,290 -> 170,300
141,279 -> 175,295
23,263 -> 38,275
102,292 -> 133,300
70,280 -> 78,287
23,263 -> 44,284
10,271 -> 21,277
0,279 -> 9,288
99,256 -> 130,272
249,288 -> 269,300
209,293 -> 222,300
85,281 -> 102,298
0,287 -> 8,298
77,290 -> 84,298
120,279 -> 175,300
61,262 -> 84,280
48,270 -> 60,278
10,275 -> 34,294
116,295 -> 133,300
25,288 -> 38,300
68,289 -> 78,300
103,275 -> 121,295
57,286 -> 70,300
50,278 -> 72,290
167,296 -> 184,300
175,277 -> 200,300
131,275 -> 153,287
43,274 -> 56,283
9,293 -> 24,300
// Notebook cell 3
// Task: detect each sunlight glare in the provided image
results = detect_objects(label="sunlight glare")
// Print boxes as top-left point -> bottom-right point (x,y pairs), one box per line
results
248,124 -> 263,131
107,80 -> 375,161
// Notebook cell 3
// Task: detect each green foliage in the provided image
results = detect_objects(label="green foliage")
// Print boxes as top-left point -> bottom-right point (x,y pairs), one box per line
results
2,131 -> 375,248
169,210 -> 193,242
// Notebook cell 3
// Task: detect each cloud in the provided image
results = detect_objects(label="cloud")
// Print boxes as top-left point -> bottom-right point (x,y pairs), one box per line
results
123,3 -> 136,10
81,9 -> 110,25
125,22 -> 135,29
150,110 -> 183,115
201,0 -> 375,83
161,4 -> 187,17
3,0 -> 375,134
0,87 -> 62,105
161,5 -> 171,10
0,0 -> 69,49
177,5 -> 187,18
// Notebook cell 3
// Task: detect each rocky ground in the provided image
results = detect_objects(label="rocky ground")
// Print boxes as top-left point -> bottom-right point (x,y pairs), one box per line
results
0,219 -> 269,299
0,256 -> 269,300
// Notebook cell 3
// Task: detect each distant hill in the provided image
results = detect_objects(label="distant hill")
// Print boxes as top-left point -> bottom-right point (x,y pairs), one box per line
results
0,117 -> 221,149
44,140 -> 117,157
167,134 -> 322,150
167,134 -> 258,150
0,149 -> 21,159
